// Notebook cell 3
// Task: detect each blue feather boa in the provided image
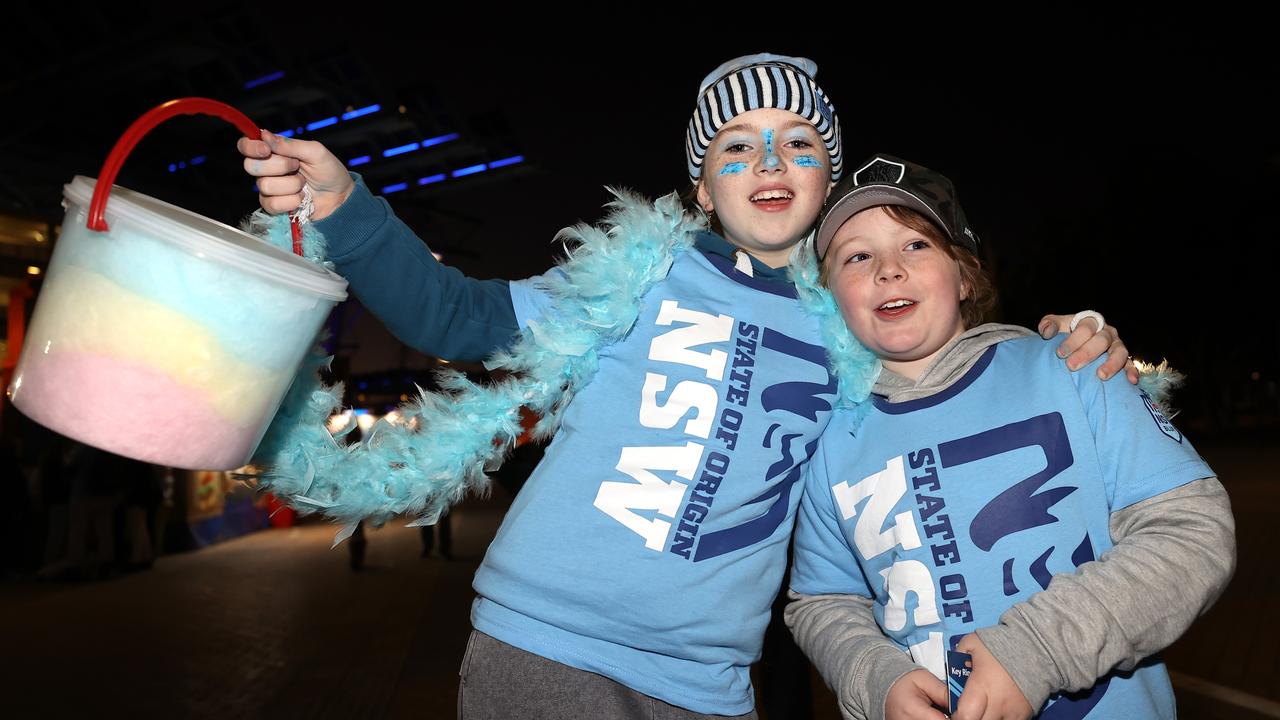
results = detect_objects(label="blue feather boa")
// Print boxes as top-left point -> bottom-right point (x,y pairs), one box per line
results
247,191 -> 880,531
247,193 -> 1175,534
247,191 -> 676,527
788,234 -> 881,427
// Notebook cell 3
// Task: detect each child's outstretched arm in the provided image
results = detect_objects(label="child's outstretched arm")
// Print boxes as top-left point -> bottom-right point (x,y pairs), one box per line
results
786,592 -> 943,720
959,476 -> 1234,717
239,132 -> 525,362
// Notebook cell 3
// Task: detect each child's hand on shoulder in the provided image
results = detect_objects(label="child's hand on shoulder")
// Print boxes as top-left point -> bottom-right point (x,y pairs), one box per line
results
1037,311 -> 1137,383
885,668 -> 949,720
951,633 -> 1034,720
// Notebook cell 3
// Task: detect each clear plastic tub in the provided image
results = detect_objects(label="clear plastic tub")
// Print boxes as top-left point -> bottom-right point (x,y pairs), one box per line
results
9,176 -> 348,470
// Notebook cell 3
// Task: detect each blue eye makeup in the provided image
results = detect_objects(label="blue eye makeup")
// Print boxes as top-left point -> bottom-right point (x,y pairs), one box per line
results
719,134 -> 754,152
717,127 -> 817,172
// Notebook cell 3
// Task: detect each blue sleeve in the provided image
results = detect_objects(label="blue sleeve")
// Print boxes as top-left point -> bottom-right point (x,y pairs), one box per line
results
315,174 -> 524,362
508,269 -> 564,330
1071,356 -> 1215,512
790,438 -> 875,598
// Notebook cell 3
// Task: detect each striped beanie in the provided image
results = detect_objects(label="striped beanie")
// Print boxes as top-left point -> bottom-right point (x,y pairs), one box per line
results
686,53 -> 843,183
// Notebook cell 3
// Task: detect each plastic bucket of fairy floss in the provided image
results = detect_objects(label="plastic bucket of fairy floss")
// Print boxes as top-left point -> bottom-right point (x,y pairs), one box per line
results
8,98 -> 347,470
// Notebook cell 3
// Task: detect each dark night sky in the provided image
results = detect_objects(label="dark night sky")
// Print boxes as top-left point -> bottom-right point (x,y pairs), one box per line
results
4,11 -> 1277,430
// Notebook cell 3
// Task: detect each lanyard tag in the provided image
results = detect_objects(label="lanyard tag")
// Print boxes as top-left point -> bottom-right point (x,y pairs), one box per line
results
947,650 -> 973,714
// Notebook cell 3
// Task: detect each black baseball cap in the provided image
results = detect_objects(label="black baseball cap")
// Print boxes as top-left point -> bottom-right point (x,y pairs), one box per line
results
815,153 -> 980,259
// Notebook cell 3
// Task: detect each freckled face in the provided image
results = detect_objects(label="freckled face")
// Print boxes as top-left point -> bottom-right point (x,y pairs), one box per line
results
696,108 -> 830,267
825,206 -> 968,379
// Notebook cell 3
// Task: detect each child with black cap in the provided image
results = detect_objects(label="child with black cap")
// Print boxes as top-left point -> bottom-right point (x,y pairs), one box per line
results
238,58 -> 1128,717
787,154 -> 1235,720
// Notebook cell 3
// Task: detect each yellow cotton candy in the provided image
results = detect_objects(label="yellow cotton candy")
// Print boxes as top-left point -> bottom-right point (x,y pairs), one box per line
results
24,265 -> 289,426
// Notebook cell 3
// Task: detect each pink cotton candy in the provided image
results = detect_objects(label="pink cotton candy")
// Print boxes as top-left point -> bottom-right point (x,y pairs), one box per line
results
12,351 -> 262,470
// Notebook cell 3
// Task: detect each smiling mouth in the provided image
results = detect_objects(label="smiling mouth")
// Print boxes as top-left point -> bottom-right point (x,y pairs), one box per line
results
876,299 -> 918,318
750,189 -> 795,203
879,299 -> 916,310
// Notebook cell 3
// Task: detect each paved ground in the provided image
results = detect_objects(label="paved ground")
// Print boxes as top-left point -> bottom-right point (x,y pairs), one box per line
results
1,500 -> 496,719
1162,437 -> 1280,719
1,438 -> 1275,719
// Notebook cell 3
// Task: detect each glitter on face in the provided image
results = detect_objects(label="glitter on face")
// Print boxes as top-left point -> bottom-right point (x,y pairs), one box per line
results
719,162 -> 749,175
762,129 -> 780,169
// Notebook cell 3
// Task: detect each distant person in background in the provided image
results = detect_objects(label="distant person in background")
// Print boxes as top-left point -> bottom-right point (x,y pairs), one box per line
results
118,457 -> 160,571
346,422 -> 368,571
420,511 -> 452,560
38,445 -> 149,579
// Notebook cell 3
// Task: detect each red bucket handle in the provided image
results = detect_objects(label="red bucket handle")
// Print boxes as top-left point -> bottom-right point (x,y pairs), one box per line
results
87,97 -> 303,255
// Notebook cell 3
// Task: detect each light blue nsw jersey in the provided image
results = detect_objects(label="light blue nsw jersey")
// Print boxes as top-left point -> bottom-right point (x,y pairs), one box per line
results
473,246 -> 837,714
792,336 -> 1212,719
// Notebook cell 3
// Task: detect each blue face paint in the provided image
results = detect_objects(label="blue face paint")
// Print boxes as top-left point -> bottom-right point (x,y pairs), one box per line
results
762,128 -> 780,169
794,155 -> 822,168
719,162 -> 749,175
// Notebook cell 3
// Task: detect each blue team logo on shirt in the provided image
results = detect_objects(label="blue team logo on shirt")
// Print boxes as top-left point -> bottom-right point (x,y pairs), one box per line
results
942,413 -> 1077,552
936,412 -> 1113,716
693,328 -> 834,561
1139,390 -> 1182,444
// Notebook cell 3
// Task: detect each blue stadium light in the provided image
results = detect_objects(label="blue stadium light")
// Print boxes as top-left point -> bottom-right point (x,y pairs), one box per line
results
421,132 -> 460,148
488,155 -> 524,169
384,142 -> 420,158
244,71 -> 285,90
190,155 -> 206,166
382,182 -> 409,194
418,173 -> 447,185
168,163 -> 177,172
452,164 -> 487,178
178,161 -> 187,169
342,104 -> 381,121
276,129 -> 296,138
348,155 -> 372,167
307,116 -> 339,131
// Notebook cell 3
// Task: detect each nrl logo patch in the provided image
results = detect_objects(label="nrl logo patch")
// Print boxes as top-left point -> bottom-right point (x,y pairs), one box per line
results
1140,390 -> 1182,443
